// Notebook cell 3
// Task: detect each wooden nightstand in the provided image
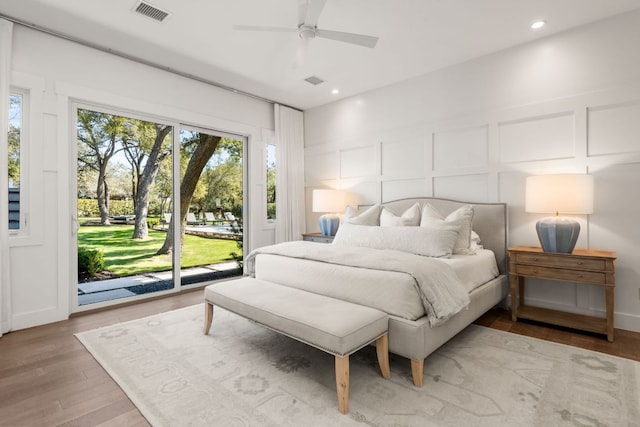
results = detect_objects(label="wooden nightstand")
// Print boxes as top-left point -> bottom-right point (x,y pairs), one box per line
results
508,246 -> 616,342
302,232 -> 334,244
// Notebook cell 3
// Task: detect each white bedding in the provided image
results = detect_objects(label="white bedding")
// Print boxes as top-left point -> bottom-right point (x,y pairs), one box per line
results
439,249 -> 500,293
246,242 -> 499,325
255,254 -> 425,320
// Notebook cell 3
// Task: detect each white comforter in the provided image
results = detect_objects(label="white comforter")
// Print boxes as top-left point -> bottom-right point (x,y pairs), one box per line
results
245,241 -> 470,326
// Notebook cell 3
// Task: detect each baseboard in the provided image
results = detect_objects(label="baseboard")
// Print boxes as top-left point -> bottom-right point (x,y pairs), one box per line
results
614,311 -> 640,333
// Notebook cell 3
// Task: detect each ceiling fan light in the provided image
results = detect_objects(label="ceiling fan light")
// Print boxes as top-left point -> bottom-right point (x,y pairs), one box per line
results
299,25 -> 316,40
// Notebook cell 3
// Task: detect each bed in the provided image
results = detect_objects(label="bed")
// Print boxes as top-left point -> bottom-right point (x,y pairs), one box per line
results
247,197 -> 508,386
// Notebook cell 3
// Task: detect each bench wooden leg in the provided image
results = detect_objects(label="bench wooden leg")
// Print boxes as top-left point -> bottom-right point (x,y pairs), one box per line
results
335,355 -> 350,414
204,302 -> 214,334
411,358 -> 424,387
376,333 -> 390,379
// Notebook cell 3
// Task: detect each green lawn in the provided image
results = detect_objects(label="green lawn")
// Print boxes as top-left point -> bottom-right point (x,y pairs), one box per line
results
78,225 -> 241,276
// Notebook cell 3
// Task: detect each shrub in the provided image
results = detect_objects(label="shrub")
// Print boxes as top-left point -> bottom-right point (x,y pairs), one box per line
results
147,217 -> 160,229
267,203 -> 276,220
76,198 -> 134,217
148,199 -> 164,216
78,247 -> 105,276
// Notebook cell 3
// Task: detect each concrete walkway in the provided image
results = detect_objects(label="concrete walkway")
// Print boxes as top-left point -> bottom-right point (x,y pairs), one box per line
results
78,261 -> 241,305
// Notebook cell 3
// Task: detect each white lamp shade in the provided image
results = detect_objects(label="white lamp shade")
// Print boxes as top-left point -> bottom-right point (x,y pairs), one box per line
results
312,189 -> 345,213
525,174 -> 594,215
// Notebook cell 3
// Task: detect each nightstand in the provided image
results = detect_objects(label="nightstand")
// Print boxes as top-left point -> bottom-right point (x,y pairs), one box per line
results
508,246 -> 616,342
302,232 -> 334,244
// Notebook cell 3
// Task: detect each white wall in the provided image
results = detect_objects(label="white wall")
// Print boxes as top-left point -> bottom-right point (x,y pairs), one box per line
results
304,10 -> 640,333
4,23 -> 276,330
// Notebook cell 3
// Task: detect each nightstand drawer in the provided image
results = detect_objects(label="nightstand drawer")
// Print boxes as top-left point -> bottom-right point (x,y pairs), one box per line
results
515,253 -> 605,271
516,265 -> 606,284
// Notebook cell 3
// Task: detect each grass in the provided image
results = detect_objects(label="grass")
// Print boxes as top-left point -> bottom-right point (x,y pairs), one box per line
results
78,224 -> 241,277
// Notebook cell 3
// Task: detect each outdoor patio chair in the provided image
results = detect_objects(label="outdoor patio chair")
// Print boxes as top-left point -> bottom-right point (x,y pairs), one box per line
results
224,211 -> 238,227
187,212 -> 202,225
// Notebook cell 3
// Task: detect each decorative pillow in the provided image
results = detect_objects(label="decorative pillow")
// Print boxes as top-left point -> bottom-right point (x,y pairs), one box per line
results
470,230 -> 483,250
420,204 -> 474,254
332,222 -> 460,258
343,204 -> 381,226
380,203 -> 421,227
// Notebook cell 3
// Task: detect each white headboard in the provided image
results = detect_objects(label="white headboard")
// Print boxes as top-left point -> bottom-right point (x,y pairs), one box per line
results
359,198 -> 508,275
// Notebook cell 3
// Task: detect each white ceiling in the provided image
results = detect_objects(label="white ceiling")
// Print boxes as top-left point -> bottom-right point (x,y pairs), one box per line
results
2,0 -> 640,110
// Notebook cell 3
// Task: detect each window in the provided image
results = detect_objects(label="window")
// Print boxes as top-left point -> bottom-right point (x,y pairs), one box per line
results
8,93 -> 22,231
266,143 -> 276,222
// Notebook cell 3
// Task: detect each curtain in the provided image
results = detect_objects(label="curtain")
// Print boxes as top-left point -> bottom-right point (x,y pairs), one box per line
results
0,19 -> 13,336
274,104 -> 305,243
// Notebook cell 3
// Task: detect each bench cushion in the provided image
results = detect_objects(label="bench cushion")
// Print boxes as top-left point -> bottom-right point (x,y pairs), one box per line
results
205,278 -> 388,356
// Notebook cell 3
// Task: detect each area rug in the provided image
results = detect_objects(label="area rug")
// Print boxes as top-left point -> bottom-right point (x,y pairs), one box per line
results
76,304 -> 640,426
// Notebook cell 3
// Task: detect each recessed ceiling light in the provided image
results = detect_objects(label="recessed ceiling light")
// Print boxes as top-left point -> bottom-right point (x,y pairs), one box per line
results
331,89 -> 340,95
531,20 -> 546,30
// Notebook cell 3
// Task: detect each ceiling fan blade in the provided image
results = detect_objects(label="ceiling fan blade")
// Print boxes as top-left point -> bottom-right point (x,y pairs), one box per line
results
304,0 -> 327,27
315,29 -> 378,48
232,24 -> 297,33
297,0 -> 308,26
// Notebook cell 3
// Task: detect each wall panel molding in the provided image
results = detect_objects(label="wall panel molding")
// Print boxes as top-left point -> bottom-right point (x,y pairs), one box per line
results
588,100 -> 640,156
432,125 -> 489,172
340,145 -> 378,179
498,112 -> 575,163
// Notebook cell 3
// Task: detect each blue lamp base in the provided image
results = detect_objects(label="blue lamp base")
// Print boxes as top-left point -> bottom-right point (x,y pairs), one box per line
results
536,216 -> 580,253
318,214 -> 340,236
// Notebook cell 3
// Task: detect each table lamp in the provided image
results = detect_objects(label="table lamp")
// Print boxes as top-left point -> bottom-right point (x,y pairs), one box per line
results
525,174 -> 594,253
312,189 -> 345,236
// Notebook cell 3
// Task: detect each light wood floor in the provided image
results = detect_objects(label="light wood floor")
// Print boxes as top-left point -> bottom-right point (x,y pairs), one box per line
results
1,291 -> 639,426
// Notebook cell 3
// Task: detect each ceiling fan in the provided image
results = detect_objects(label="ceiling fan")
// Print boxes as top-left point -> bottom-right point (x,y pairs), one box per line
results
233,0 -> 379,50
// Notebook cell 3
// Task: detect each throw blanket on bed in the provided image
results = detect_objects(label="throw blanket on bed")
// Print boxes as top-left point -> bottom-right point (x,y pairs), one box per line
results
245,241 -> 470,326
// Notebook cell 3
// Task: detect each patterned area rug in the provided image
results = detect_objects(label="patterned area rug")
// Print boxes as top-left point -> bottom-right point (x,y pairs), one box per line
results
76,304 -> 640,426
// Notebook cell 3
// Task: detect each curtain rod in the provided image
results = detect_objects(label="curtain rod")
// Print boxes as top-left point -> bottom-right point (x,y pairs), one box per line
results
0,13 -> 302,112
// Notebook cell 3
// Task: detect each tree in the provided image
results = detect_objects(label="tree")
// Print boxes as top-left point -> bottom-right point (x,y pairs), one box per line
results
121,121 -> 146,206
8,95 -> 21,188
77,110 -> 126,224
156,133 -> 222,254
202,161 -> 242,213
130,122 -> 172,239
201,138 -> 244,215
266,151 -> 276,220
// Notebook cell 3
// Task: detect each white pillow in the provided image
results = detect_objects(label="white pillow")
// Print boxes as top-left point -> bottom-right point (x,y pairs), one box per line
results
332,222 -> 460,258
470,230 -> 483,250
343,204 -> 381,226
420,204 -> 474,254
380,203 -> 421,227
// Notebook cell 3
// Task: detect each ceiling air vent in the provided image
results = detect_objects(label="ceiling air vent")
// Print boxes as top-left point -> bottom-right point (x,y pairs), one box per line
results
133,1 -> 170,22
304,76 -> 325,86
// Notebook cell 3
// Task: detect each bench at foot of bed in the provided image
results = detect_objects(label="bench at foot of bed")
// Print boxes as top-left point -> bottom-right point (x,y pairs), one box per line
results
203,277 -> 390,414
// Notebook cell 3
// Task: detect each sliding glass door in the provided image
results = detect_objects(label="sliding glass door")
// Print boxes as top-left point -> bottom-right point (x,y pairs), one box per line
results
74,105 -> 244,307
177,126 -> 244,286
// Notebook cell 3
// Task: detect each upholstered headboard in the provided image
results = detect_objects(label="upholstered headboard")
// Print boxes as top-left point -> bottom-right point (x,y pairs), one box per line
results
359,198 -> 508,275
